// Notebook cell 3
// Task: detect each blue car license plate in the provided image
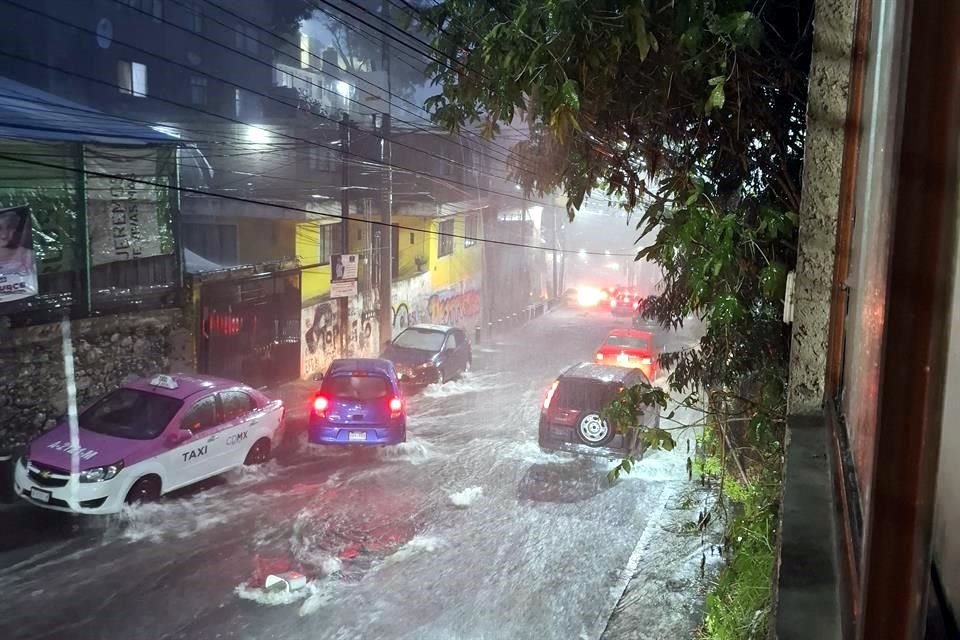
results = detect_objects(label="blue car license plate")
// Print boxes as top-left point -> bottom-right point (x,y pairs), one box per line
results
348,431 -> 367,442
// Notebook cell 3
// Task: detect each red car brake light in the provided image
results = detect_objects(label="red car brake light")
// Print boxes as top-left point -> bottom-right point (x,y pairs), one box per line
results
389,397 -> 403,418
640,357 -> 653,365
543,380 -> 559,410
312,395 -> 329,416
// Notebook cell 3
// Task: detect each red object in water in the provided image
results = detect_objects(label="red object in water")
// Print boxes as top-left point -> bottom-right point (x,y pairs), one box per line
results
250,555 -> 292,586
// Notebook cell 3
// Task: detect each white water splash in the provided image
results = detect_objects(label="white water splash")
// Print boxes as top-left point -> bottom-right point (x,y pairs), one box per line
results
377,438 -> 443,465
449,486 -> 483,507
382,535 -> 444,566
421,372 -> 505,399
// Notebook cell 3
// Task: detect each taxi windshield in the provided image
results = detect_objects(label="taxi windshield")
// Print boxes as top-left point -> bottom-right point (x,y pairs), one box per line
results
79,388 -> 183,440
605,335 -> 650,350
392,328 -> 446,352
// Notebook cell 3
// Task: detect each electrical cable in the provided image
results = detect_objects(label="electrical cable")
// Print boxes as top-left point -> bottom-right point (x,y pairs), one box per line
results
0,151 -> 635,257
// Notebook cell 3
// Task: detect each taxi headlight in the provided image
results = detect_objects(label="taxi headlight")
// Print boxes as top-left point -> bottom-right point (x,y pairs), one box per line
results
79,461 -> 124,483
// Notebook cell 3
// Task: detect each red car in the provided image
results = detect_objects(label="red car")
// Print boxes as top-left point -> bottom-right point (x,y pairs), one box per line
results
594,329 -> 657,380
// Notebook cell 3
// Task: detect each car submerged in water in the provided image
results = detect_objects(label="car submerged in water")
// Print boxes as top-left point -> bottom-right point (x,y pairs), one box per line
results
538,363 -> 659,457
14,374 -> 285,514
308,358 -> 407,447
381,324 -> 472,385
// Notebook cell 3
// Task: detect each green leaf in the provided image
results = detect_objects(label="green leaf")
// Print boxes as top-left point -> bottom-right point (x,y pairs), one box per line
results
759,261 -> 788,299
633,12 -> 651,61
705,82 -> 725,113
560,78 -> 580,112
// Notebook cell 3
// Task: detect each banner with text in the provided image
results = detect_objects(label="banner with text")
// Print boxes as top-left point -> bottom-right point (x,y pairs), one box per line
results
86,146 -> 168,266
0,206 -> 38,303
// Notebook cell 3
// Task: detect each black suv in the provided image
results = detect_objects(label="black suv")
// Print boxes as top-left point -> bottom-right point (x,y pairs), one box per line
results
538,363 -> 658,455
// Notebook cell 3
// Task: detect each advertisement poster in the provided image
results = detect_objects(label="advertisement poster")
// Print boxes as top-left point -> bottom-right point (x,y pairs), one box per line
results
0,206 -> 38,303
330,253 -> 358,298
86,146 -> 167,266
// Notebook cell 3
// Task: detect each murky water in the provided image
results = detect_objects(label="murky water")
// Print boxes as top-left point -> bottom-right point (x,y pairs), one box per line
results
0,310 -> 702,640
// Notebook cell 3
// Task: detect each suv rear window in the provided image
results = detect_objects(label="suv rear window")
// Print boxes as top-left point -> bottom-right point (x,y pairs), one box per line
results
325,375 -> 391,401
554,379 -> 622,410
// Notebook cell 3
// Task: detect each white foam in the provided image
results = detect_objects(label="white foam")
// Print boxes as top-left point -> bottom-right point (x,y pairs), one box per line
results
504,441 -> 578,465
449,486 -> 483,507
223,459 -> 282,485
235,581 -> 314,606
116,499 -> 231,543
420,372 -> 504,399
376,438 -> 443,465
382,534 -> 444,566
298,583 -> 335,616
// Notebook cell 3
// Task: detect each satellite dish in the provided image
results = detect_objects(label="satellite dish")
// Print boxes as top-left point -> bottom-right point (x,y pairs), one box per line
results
96,18 -> 113,49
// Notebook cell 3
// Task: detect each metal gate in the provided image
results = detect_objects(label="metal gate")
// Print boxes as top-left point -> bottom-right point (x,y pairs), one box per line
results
197,271 -> 301,389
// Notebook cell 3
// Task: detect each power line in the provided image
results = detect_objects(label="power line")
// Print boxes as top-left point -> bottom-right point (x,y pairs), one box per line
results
0,151 -> 635,257
197,0 -> 531,167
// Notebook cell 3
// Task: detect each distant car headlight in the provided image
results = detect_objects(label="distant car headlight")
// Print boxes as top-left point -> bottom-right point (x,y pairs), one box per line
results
79,461 -> 124,483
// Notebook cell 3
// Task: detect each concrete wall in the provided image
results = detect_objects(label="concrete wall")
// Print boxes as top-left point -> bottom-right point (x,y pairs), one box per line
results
787,0 -> 858,415
0,309 -> 191,451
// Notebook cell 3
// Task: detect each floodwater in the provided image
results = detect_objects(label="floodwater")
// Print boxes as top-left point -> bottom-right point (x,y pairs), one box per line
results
0,309 -> 703,640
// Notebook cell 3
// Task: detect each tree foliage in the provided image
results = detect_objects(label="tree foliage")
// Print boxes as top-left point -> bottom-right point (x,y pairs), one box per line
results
421,0 -> 812,399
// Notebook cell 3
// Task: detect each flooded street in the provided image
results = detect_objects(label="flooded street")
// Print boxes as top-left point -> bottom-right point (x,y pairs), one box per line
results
0,309 -> 700,640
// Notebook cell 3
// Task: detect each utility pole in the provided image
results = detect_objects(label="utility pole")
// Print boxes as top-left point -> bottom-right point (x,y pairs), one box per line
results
339,112 -> 351,355
378,113 -> 393,344
552,207 -> 559,300
378,0 -> 394,344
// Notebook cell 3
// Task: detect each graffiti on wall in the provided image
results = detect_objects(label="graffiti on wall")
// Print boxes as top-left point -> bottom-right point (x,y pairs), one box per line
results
390,273 -> 482,337
301,291 -> 380,378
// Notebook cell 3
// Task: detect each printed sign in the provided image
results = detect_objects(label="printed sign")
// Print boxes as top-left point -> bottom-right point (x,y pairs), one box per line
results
0,206 -> 38,304
330,254 -> 358,299
331,254 -> 358,281
330,280 -> 358,298
86,146 -> 168,265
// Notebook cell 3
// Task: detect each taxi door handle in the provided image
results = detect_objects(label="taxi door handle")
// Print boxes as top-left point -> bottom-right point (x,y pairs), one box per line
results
207,435 -> 217,442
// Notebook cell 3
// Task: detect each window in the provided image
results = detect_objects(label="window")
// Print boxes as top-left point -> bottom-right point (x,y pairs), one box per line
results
308,147 -> 335,172
79,389 -> 182,441
183,223 -> 238,266
317,224 -> 336,264
181,395 -> 219,432
188,4 -> 202,32
464,215 -> 478,247
605,335 -> 651,350
117,61 -> 148,97
190,76 -> 207,105
554,379 -> 620,411
438,219 -> 454,257
235,24 -> 258,54
409,232 -> 415,245
324,375 -> 390,401
444,332 -> 458,350
300,32 -> 310,69
119,0 -> 162,19
393,328 -> 446,352
219,391 -> 255,422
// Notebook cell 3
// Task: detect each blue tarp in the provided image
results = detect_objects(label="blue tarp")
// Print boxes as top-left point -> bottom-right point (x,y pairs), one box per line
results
0,76 -> 178,145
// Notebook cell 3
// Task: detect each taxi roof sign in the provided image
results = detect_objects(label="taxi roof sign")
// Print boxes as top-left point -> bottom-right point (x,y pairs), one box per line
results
149,374 -> 179,390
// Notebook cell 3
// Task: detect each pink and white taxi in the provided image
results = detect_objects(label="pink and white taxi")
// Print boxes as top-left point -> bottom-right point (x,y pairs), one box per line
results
14,374 -> 285,514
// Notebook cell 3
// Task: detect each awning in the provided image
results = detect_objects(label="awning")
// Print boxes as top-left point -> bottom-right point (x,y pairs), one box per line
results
0,76 -> 178,145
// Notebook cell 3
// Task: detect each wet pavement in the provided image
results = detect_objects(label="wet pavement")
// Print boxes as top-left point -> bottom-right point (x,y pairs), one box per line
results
0,309 -> 702,640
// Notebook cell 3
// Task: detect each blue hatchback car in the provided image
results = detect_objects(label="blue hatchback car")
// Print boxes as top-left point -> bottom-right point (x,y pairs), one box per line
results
308,358 -> 407,446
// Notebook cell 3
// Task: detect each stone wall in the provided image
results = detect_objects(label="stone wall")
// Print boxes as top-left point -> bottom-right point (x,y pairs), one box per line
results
787,0 -> 858,414
0,308 -> 191,451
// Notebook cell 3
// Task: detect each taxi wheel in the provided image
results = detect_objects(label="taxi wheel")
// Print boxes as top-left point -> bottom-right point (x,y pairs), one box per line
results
125,476 -> 161,505
244,438 -> 271,465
